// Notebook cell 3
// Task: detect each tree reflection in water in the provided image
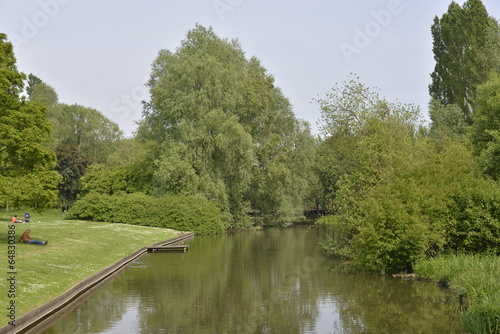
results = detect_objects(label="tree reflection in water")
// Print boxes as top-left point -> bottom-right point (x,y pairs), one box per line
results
42,226 -> 462,334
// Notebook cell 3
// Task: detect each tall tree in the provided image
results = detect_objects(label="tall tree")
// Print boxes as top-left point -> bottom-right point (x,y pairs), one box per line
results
54,143 -> 92,204
428,99 -> 467,139
429,0 -> 498,120
50,103 -> 123,162
29,79 -> 59,108
140,25 -> 315,227
25,73 -> 42,98
470,71 -> 500,179
315,75 -> 420,208
0,33 -> 60,209
26,77 -> 123,162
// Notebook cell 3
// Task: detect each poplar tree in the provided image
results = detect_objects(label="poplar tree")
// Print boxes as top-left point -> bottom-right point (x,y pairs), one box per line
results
429,0 -> 498,121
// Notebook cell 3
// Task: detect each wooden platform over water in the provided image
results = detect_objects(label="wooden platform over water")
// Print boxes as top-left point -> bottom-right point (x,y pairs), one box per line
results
147,244 -> 189,253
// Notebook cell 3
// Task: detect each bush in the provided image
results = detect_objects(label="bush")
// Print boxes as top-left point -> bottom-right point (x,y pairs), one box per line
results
66,191 -> 115,222
316,215 -> 357,259
445,178 -> 500,254
67,192 -> 226,235
318,137 -> 500,274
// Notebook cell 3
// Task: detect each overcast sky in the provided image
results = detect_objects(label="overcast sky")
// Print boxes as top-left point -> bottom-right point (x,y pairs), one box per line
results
1,0 -> 499,136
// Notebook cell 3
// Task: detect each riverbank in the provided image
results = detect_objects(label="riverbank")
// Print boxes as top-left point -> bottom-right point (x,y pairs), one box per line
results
34,225 -> 462,333
415,254 -> 500,334
0,210 -> 180,323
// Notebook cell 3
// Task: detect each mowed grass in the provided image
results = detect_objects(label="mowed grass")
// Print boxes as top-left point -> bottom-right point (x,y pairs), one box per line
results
0,209 -> 179,318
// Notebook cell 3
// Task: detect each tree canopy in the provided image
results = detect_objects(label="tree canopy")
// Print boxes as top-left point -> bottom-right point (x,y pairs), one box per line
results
317,76 -> 500,273
429,0 -> 500,120
470,71 -> 500,179
0,33 -> 60,209
139,24 -> 316,227
48,103 -> 123,162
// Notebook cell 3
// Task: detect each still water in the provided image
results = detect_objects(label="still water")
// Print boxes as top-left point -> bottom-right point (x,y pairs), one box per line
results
41,226 -> 462,333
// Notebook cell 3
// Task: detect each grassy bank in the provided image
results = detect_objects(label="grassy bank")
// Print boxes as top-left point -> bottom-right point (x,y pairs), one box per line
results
0,209 -> 179,320
415,254 -> 500,334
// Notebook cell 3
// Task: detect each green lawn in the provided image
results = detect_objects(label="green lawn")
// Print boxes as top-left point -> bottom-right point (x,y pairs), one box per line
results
0,209 -> 179,319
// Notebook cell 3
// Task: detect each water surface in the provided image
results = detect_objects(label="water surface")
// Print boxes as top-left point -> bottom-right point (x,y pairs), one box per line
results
41,226 -> 462,333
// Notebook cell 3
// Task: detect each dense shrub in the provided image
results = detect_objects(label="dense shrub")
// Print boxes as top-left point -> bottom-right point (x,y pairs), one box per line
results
66,191 -> 115,222
445,178 -> 500,254
318,135 -> 500,274
67,192 -> 226,235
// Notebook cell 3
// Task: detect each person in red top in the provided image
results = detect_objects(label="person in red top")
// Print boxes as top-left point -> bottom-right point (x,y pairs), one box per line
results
11,215 -> 22,223
18,229 -> 48,245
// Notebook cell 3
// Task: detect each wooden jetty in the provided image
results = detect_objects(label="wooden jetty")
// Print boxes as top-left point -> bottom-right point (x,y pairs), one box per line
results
147,244 -> 189,253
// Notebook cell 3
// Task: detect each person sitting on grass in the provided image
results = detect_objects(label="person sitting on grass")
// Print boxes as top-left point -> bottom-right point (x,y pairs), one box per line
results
11,215 -> 23,223
18,229 -> 48,245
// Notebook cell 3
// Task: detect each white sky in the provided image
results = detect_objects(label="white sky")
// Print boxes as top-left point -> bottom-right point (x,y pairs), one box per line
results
1,0 -> 499,136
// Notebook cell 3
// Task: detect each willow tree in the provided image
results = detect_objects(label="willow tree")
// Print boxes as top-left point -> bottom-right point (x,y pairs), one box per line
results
0,34 -> 60,209
139,25 -> 316,227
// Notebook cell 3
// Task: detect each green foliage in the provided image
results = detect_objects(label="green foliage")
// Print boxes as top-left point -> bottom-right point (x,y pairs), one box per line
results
428,99 -> 468,139
352,138 -> 488,273
315,76 -> 426,273
317,74 -> 420,136
321,130 -> 500,274
55,143 -> 92,204
315,75 -> 420,211
429,0 -> 498,119
0,171 -> 60,210
68,192 -> 225,235
25,73 -> 42,98
25,75 -> 123,163
317,215 -> 357,259
29,80 -> 58,108
139,24 -> 315,228
445,177 -> 500,253
103,138 -> 145,167
79,164 -> 145,196
415,255 -> 500,334
78,139 -> 157,200
470,71 -> 500,179
66,191 -> 114,222
250,119 -> 318,226
316,75 -> 500,274
46,103 -> 123,163
0,34 -> 60,209
463,292 -> 500,334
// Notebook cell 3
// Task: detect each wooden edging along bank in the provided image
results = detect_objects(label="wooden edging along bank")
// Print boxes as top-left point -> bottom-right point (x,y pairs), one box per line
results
0,232 -> 195,334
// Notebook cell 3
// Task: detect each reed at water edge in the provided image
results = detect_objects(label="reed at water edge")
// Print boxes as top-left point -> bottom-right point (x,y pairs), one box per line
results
414,254 -> 500,334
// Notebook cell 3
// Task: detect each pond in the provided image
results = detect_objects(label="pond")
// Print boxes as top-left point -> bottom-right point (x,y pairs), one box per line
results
40,225 -> 462,333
